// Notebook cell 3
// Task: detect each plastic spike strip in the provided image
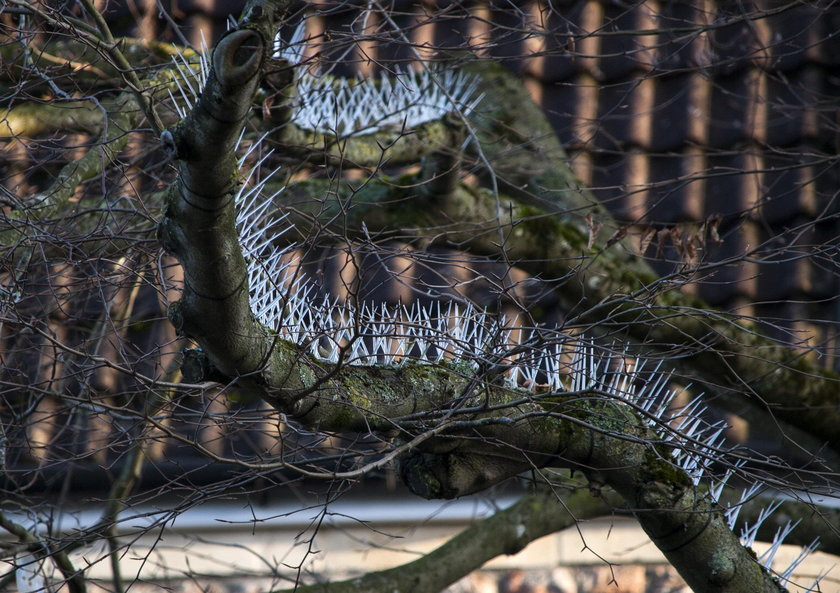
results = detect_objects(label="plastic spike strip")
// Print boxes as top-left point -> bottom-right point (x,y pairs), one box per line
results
168,43 -> 210,119
290,68 -> 482,136
238,181 -> 697,407
733,494 -> 821,589
241,188 -> 622,388
273,21 -> 308,66
758,518 -> 800,568
170,26 -> 483,138
274,22 -> 482,136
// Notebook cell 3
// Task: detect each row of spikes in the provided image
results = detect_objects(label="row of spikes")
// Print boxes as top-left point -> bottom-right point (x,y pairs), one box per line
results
292,69 -> 483,136
166,23 -> 483,138
274,22 -> 483,137
564,345 -> 825,590
710,466 -> 825,590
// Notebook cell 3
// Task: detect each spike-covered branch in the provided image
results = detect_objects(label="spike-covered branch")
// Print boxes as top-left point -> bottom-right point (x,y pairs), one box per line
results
156,8 -> 829,593
2,3 -> 835,592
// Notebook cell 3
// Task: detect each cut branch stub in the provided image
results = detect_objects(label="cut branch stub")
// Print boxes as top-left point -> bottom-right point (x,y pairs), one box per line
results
169,29 -> 265,167
213,30 -> 264,89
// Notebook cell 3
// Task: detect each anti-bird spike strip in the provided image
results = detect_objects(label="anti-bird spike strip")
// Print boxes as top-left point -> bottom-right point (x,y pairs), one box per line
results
290,69 -> 482,136
170,24 -> 823,590
273,22 -> 482,136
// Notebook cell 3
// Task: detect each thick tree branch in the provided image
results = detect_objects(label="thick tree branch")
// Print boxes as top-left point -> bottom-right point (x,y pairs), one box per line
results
273,486 -> 616,593
157,2 -> 300,394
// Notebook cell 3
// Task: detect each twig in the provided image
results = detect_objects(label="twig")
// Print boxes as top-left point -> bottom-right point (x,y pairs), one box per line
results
0,512 -> 87,593
78,0 -> 165,134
